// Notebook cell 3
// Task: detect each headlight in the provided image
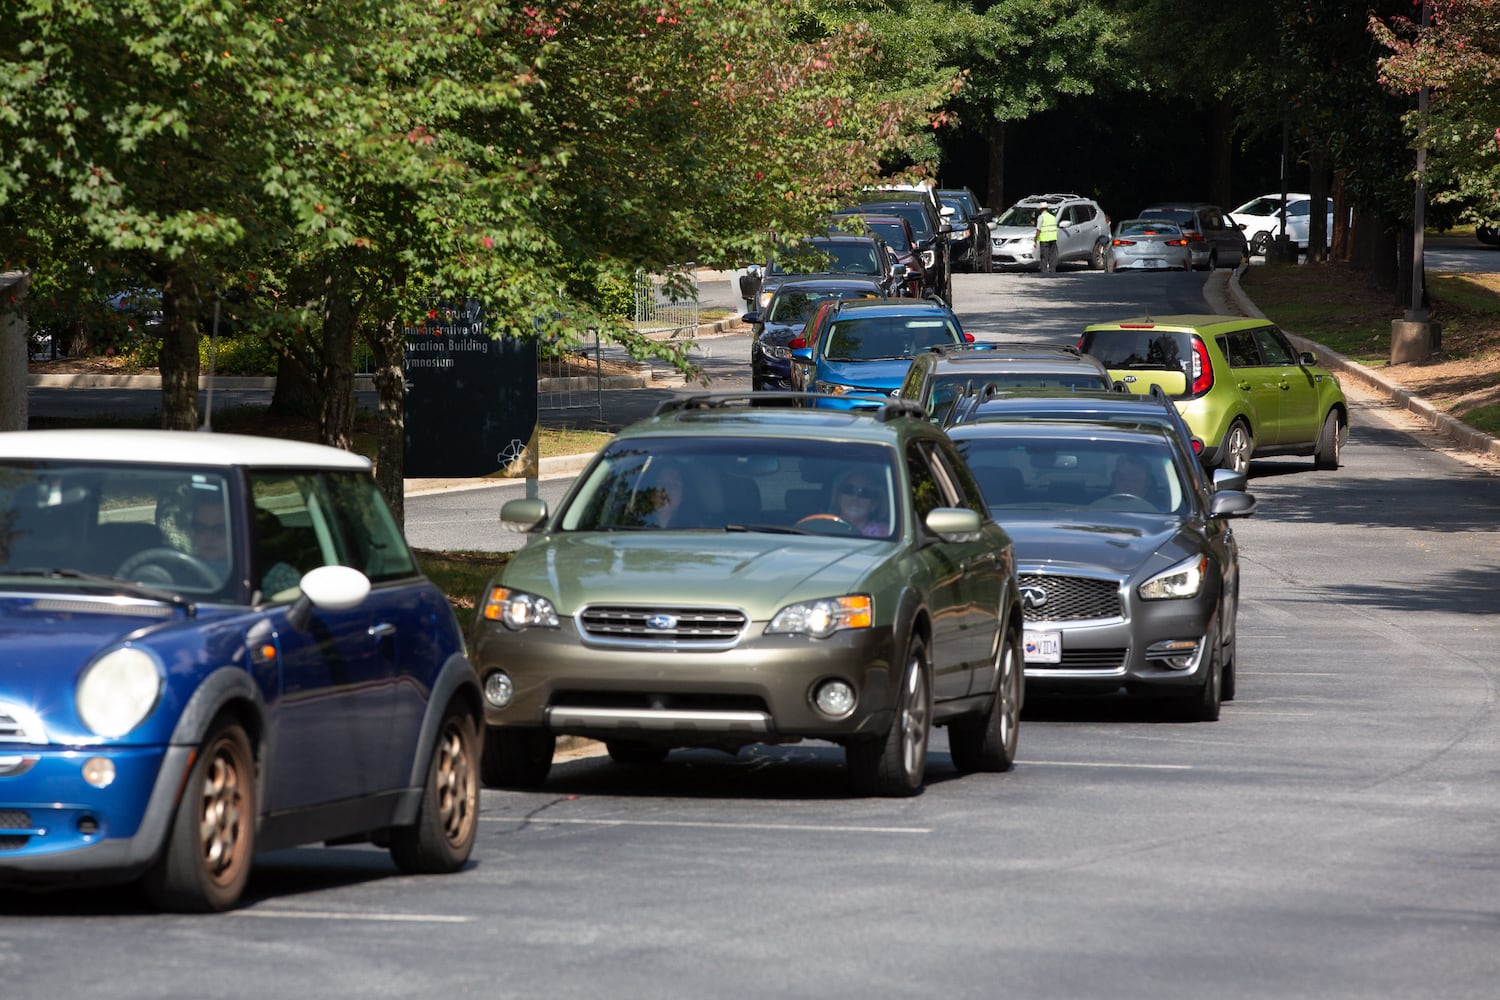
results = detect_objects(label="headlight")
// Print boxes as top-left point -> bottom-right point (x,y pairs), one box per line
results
1138,556 -> 1206,600
767,595 -> 872,639
481,586 -> 560,630
766,345 -> 790,360
77,647 -> 163,738
815,381 -> 851,395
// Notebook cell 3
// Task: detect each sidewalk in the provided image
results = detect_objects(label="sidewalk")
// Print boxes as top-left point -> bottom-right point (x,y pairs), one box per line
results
1210,267 -> 1500,462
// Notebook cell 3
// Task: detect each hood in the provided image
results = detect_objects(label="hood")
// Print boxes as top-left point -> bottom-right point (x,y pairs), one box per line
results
502,533 -> 888,618
990,224 -> 1037,240
818,358 -> 912,389
1000,513 -> 1191,578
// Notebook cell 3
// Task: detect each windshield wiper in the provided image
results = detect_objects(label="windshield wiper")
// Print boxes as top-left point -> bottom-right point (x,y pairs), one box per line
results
2,569 -> 197,614
725,523 -> 807,535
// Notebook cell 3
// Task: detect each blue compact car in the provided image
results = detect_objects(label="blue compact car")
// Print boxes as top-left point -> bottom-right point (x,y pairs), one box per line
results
747,274 -> 886,391
790,298 -> 974,409
0,430 -> 481,911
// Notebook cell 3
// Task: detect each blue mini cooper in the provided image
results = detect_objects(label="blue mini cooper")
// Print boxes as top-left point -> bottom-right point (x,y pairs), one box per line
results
0,430 -> 481,911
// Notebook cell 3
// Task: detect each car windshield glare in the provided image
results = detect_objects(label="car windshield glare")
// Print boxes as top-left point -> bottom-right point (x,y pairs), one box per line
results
825,317 -> 960,360
0,462 -> 237,595
997,206 -> 1041,227
557,438 -> 899,538
956,436 -> 1186,515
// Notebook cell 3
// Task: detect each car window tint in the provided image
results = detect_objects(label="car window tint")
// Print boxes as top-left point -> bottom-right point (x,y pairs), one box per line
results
1142,209 -> 1194,227
1082,331 -> 1192,373
1218,330 -> 1263,369
250,472 -> 339,600
867,221 -> 911,250
324,471 -> 417,582
825,317 -> 960,359
905,442 -> 948,521
1253,326 -> 1296,365
1287,201 -> 1310,217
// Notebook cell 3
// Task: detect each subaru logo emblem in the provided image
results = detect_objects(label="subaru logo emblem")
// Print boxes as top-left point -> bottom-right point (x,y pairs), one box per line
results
1020,586 -> 1048,611
646,614 -> 677,631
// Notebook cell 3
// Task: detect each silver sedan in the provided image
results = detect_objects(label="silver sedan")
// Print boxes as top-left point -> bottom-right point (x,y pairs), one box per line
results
1105,219 -> 1192,272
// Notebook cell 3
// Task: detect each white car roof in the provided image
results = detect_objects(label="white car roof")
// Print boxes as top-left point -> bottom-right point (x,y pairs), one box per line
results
0,429 -> 372,470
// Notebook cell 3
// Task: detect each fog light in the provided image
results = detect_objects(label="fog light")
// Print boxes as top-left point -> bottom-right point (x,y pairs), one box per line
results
484,671 -> 514,708
814,679 -> 856,718
82,757 -> 116,788
1147,639 -> 1201,671
77,815 -> 100,837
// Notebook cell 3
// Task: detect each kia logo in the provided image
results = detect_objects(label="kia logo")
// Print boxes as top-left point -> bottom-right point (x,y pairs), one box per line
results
1020,586 -> 1048,611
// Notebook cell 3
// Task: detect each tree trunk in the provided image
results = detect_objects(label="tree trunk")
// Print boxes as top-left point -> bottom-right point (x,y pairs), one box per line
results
367,314 -> 406,526
269,346 -> 319,419
1350,206 -> 1399,293
1,271 -> 30,432
59,317 -> 91,358
1395,223 -> 1428,312
1329,170 -> 1350,261
156,266 -> 200,431
985,120 -> 1006,213
317,267 -> 358,451
1306,151 -> 1330,264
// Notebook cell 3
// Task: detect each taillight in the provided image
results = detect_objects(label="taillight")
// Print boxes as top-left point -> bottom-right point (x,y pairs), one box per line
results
1186,232 -> 1206,243
1112,239 -> 1135,247
1166,238 -> 1189,246
1190,336 -> 1213,395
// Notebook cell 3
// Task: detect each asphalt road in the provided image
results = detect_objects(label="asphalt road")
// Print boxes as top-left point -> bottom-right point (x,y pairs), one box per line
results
9,263 -> 1500,1000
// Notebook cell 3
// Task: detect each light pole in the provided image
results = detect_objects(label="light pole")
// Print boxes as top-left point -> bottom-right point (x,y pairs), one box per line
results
1391,0 -> 1440,362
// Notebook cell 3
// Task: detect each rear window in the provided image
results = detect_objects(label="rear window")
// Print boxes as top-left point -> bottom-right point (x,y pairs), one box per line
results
1140,209 -> 1195,229
1080,330 -> 1194,374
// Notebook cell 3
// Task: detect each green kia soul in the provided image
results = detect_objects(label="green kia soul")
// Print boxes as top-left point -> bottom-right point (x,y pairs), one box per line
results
471,394 -> 1023,797
1078,315 -> 1348,474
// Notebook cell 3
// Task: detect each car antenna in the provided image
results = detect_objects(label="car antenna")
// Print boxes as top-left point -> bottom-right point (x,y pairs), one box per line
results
198,292 -> 220,432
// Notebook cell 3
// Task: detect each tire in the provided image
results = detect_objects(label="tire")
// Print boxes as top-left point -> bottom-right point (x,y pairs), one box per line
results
390,709 -> 479,874
1218,420 -> 1254,477
1313,410 -> 1342,470
480,725 -> 555,789
143,718 -> 255,912
1175,633 -> 1222,722
1221,624 -> 1238,702
1089,240 -> 1106,270
948,626 -> 1021,773
846,633 -> 931,796
1250,232 -> 1271,256
606,740 -> 670,765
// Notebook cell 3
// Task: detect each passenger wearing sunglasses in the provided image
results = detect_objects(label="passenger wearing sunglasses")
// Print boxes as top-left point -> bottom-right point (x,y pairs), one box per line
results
831,471 -> 889,538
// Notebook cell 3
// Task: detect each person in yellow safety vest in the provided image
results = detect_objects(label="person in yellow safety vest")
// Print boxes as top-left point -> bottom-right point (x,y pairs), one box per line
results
1035,204 -> 1059,274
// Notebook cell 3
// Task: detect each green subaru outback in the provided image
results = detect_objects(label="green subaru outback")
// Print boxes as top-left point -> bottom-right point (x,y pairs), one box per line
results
1078,314 -> 1348,474
471,394 -> 1023,797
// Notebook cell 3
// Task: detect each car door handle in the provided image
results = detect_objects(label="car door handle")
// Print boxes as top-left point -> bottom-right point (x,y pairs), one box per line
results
368,623 -> 396,639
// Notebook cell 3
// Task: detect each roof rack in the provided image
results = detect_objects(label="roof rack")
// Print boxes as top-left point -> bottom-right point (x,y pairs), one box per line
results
654,392 -> 927,423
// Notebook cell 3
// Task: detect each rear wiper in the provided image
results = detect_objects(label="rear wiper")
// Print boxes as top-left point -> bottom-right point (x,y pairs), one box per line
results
2,569 -> 197,614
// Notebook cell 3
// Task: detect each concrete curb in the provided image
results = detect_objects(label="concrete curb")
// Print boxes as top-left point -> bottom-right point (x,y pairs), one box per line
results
1223,265 -> 1500,461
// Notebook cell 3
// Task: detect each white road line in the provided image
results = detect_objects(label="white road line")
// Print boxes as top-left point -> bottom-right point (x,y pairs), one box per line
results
483,816 -> 931,834
235,910 -> 471,923
1023,760 -> 1193,771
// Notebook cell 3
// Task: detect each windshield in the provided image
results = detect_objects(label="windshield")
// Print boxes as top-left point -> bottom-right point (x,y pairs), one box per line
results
823,315 -> 964,361
955,434 -> 1187,515
768,288 -> 879,324
864,221 -> 911,251
557,437 -> 900,539
1,462 -> 238,597
771,241 -> 883,277
996,206 -> 1043,227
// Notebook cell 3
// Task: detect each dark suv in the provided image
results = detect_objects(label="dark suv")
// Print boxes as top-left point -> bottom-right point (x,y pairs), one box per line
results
853,192 -> 954,305
739,234 -> 905,313
898,343 -> 1115,424
475,394 -> 1024,797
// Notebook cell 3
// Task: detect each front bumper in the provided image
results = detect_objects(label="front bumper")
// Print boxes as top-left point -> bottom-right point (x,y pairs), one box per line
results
0,744 -> 189,885
473,620 -> 900,746
1020,576 -> 1217,697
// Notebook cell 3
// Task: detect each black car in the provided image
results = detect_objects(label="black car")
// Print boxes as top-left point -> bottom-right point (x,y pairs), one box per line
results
829,210 -> 931,298
739,234 -> 904,314
746,275 -> 887,391
947,419 -> 1256,721
1137,202 -> 1248,270
852,193 -> 955,305
938,189 -> 993,272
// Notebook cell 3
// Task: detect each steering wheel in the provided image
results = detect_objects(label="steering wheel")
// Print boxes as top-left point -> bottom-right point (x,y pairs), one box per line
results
116,548 -> 220,588
1094,492 -> 1155,512
795,513 -> 860,536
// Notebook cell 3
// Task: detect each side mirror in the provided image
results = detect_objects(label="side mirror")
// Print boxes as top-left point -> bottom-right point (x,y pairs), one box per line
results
742,312 -> 760,325
501,497 -> 548,530
891,262 -> 909,278
978,209 -> 994,222
1209,491 -> 1257,519
925,507 -> 982,539
791,347 -> 813,361
286,565 -> 371,630
1298,351 -> 1317,366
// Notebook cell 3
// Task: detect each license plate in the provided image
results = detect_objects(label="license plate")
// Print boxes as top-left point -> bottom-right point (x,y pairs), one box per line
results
1140,258 -> 1164,268
1024,630 -> 1062,664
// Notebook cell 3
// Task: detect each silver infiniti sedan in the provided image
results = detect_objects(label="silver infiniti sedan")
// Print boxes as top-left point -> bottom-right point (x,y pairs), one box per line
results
1105,218 -> 1192,272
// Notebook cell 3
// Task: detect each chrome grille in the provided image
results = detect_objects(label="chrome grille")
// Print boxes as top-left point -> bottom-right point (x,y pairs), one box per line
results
0,704 -> 47,745
1043,647 -> 1129,671
578,606 -> 748,646
1019,574 -> 1122,623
